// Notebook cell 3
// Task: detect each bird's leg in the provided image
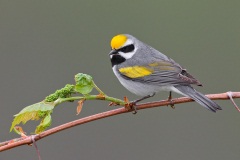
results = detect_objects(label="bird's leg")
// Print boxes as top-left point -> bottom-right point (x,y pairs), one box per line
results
130,93 -> 156,114
132,93 -> 156,104
168,91 -> 175,109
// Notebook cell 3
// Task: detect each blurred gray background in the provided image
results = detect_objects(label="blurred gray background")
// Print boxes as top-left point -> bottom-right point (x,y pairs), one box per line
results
1,0 -> 240,159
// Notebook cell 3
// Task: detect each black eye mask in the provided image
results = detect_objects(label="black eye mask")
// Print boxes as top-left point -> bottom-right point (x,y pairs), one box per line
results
118,44 -> 135,53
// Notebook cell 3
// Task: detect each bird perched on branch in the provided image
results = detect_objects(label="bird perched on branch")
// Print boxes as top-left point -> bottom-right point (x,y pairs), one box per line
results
109,34 -> 222,112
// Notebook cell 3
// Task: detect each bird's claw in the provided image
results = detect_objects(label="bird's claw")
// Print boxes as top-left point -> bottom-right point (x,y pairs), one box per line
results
168,99 -> 175,109
130,101 -> 138,114
124,96 -> 137,114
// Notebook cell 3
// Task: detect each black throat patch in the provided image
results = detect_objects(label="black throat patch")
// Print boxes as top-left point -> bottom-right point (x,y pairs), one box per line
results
110,55 -> 126,67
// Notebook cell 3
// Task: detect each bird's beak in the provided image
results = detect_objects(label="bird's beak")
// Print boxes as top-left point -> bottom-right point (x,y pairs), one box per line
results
109,49 -> 118,56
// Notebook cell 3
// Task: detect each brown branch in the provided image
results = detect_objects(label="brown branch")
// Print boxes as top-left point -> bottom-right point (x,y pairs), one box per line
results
1,91 -> 240,152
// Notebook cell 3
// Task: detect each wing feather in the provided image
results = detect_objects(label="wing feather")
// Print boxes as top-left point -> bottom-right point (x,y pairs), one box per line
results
118,60 -> 202,86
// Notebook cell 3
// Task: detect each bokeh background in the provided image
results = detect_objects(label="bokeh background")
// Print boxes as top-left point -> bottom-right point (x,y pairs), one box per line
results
1,1 -> 240,159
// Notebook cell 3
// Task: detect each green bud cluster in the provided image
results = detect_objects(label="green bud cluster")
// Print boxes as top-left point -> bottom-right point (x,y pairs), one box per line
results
45,84 -> 75,102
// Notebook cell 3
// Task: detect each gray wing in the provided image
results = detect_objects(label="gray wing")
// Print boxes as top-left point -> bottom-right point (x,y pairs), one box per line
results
119,58 -> 202,87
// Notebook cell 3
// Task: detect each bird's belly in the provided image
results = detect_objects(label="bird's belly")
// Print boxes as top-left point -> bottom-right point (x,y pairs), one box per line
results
121,80 -> 173,96
113,66 -> 175,96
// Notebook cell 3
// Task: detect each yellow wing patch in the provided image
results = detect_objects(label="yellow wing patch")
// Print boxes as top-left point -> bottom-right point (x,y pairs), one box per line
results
111,34 -> 127,49
119,66 -> 153,78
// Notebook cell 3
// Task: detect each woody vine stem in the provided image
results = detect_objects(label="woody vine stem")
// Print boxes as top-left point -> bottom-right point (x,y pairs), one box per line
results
0,91 -> 240,152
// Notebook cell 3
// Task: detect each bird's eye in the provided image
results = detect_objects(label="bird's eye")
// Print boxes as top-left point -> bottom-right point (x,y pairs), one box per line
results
119,44 -> 135,53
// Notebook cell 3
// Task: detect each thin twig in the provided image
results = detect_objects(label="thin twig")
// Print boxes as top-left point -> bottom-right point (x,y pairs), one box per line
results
0,92 -> 240,152
227,91 -> 240,112
31,135 -> 42,160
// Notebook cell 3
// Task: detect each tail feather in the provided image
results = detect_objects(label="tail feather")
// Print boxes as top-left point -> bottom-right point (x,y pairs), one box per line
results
174,85 -> 222,112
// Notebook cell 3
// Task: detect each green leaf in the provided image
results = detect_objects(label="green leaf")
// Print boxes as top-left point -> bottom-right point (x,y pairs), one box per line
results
10,102 -> 54,132
74,73 -> 94,94
75,85 -> 93,95
35,113 -> 52,134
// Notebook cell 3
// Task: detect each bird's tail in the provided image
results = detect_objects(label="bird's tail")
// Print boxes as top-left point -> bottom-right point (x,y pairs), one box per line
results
174,85 -> 222,112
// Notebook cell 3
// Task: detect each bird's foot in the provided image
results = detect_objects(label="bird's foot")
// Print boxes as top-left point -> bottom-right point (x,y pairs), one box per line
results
167,91 -> 175,109
128,93 -> 156,114
122,96 -> 137,114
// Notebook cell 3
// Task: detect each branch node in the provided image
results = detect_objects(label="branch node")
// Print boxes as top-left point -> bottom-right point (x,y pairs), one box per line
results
227,91 -> 240,112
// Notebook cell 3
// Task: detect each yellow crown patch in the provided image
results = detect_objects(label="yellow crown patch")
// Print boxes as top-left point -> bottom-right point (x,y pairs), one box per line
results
111,34 -> 127,49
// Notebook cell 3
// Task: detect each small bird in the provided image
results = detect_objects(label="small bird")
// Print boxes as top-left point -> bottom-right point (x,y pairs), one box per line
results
109,34 -> 222,112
